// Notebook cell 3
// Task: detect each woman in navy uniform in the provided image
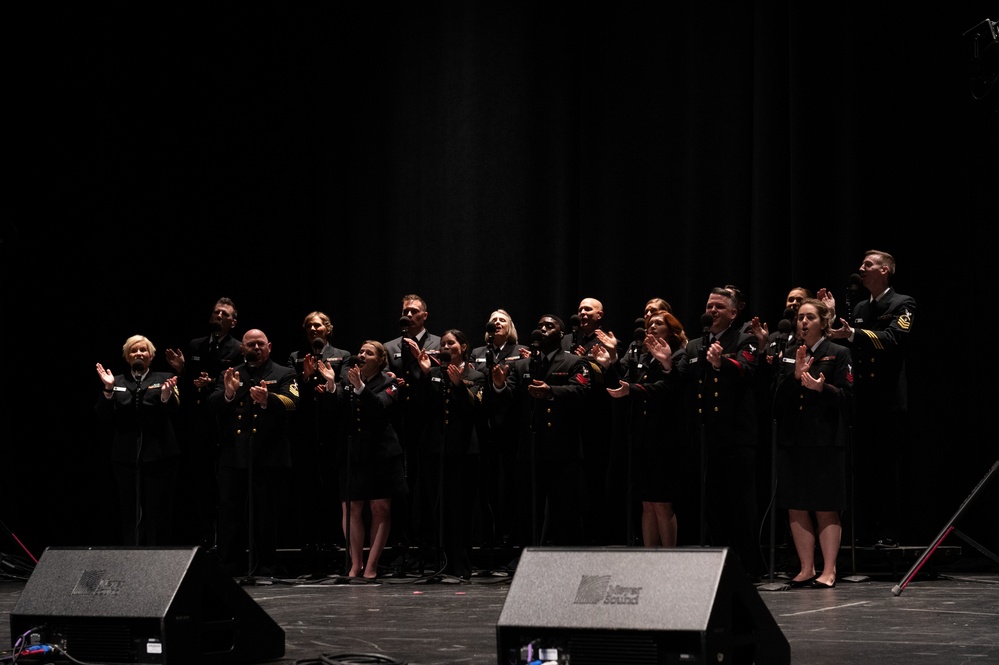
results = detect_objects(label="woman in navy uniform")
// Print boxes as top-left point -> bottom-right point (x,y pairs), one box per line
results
319,340 -> 406,580
775,299 -> 853,589
594,311 -> 689,548
410,329 -> 485,579
95,334 -> 180,547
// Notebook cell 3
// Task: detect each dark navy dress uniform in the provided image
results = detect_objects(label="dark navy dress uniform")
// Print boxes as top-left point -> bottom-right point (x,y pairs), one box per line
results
209,359 -> 299,575
95,371 -> 180,546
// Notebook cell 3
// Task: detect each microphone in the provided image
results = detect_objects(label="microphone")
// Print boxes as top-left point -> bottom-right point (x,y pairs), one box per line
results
346,355 -> 362,368
529,329 -> 544,374
569,314 -> 581,346
847,273 -> 862,293
439,350 -> 452,367
311,338 -> 325,357
700,313 -> 713,346
529,329 -> 543,350
399,315 -> 413,339
776,317 -> 793,355
484,321 -> 497,369
845,273 -> 862,322
632,318 -> 646,358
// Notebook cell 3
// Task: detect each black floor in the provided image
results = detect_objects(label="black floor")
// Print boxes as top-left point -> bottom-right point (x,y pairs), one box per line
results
1,545 -> 996,665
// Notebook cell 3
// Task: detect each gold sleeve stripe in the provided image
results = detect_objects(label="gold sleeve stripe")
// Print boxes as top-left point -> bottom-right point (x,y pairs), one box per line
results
276,394 -> 297,411
861,328 -> 884,350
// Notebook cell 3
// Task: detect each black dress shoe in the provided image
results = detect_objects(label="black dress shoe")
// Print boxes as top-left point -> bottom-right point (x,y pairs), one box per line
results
811,578 -> 836,589
788,575 -> 818,588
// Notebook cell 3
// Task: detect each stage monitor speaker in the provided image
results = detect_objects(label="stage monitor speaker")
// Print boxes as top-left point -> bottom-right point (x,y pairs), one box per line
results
496,547 -> 789,665
9,546 -> 284,665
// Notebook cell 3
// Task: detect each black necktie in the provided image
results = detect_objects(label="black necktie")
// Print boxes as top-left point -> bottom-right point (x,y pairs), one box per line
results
209,338 -> 218,356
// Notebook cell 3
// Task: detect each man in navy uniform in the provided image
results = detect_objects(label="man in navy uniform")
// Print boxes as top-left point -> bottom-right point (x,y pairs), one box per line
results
824,249 -> 915,547
492,314 -> 591,547
210,328 -> 299,578
684,287 -> 761,578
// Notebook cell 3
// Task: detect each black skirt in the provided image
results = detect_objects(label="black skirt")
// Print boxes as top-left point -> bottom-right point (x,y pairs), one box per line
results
777,445 -> 846,512
339,453 -> 408,501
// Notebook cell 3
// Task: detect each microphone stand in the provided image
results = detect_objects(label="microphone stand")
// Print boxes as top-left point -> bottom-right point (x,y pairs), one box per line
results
133,378 -> 145,546
343,380 -> 357,580
392,320 -> 414,578
698,329 -> 710,548
529,348 -> 542,547
759,336 -> 791,592
430,359 -> 450,581
240,409 -> 258,585
838,287 -> 868,583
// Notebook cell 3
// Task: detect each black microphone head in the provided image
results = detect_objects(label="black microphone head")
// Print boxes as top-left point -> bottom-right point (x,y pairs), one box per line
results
439,350 -> 452,365
782,307 -> 796,320
346,355 -> 362,367
130,360 -> 145,374
700,313 -> 714,331
848,273 -> 862,291
569,314 -> 580,330
311,338 -> 325,355
635,318 -> 647,327
486,320 -> 497,335
778,318 -> 793,334
399,316 -> 412,331
530,329 -> 544,348
634,327 -> 646,343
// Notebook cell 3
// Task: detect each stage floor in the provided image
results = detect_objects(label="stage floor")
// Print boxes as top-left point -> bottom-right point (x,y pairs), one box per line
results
2,547 -> 996,665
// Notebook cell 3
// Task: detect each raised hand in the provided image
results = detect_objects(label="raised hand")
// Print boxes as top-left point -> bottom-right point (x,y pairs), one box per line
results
164,348 -> 185,373
491,362 -> 510,389
646,335 -> 673,369
590,343 -> 612,369
95,363 -> 115,391
793,345 -> 813,381
160,375 -> 178,401
223,367 -> 240,399
801,370 -> 825,392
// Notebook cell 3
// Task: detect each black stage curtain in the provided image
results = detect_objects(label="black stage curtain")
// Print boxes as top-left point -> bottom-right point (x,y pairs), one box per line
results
2,4 -> 995,555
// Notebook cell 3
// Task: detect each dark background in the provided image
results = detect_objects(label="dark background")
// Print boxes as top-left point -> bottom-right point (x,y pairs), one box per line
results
2,4 -> 996,560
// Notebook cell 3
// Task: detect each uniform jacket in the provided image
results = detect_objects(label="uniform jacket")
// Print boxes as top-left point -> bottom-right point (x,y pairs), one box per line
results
95,370 -> 180,464
208,359 -> 299,469
684,326 -> 759,449
847,288 -> 915,412
413,363 -> 486,456
774,338 -> 853,449
496,349 -> 590,461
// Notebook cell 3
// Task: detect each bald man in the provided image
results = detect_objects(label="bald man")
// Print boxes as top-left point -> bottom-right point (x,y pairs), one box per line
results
210,328 -> 300,578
